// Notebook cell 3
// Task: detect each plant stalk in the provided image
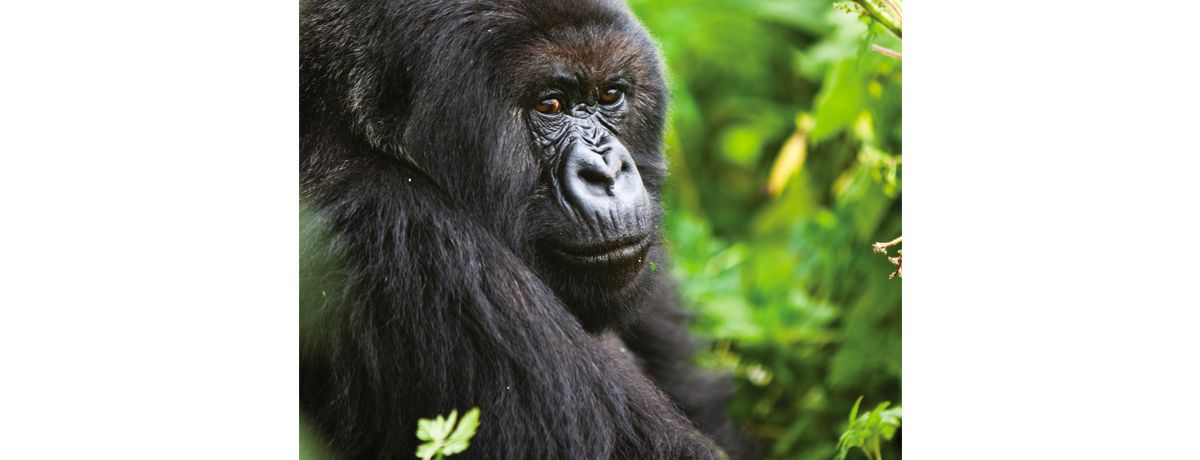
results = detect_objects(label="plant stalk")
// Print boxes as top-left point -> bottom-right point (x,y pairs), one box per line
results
852,0 -> 902,38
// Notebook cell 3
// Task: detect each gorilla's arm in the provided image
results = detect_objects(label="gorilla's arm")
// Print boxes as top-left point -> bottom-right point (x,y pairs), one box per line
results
300,158 -> 720,459
621,287 -> 757,459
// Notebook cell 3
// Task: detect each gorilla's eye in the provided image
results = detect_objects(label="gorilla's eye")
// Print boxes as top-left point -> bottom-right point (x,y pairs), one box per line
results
599,87 -> 623,105
534,98 -> 562,115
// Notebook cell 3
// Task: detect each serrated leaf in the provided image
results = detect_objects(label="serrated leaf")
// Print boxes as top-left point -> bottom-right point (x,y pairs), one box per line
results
414,408 -> 481,460
416,419 -> 434,441
443,410 -> 458,436
443,408 -> 480,456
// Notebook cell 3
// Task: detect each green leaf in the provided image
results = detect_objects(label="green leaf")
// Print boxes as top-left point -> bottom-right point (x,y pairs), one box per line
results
848,396 -> 863,424
415,443 -> 439,460
414,408 -> 481,460
442,408 -> 480,456
442,410 -> 458,437
811,59 -> 866,142
835,399 -> 901,460
878,407 -> 902,440
416,419 -> 434,441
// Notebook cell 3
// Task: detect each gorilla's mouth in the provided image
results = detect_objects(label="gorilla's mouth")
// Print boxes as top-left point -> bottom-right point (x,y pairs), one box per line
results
553,233 -> 651,267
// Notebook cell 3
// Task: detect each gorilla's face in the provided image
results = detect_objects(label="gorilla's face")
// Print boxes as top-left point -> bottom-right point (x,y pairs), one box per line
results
528,70 -> 650,280
512,25 -> 669,331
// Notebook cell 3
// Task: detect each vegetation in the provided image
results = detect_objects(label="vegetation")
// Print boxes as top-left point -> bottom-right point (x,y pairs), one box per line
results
835,398 -> 901,460
415,408 -> 481,460
627,0 -> 902,458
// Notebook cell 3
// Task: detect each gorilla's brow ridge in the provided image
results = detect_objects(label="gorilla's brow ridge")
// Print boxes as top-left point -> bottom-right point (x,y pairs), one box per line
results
514,31 -> 645,96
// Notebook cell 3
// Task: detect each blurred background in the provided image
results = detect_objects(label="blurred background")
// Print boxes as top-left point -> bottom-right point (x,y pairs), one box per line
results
626,0 -> 902,458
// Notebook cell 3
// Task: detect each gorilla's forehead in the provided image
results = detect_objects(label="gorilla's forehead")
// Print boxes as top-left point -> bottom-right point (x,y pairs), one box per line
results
510,27 -> 648,92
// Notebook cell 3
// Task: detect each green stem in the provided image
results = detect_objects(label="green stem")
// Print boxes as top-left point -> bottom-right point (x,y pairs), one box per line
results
878,0 -> 902,26
852,0 -> 902,38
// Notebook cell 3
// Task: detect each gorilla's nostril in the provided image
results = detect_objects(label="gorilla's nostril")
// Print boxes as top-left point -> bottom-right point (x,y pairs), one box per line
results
579,168 -> 614,186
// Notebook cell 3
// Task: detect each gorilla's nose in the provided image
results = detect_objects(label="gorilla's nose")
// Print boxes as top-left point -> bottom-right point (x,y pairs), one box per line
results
563,139 -> 647,219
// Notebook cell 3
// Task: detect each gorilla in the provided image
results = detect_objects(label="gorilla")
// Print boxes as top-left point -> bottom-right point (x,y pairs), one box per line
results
300,0 -> 750,458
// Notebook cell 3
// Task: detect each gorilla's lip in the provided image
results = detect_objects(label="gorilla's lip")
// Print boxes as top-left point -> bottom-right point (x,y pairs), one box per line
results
553,233 -> 651,266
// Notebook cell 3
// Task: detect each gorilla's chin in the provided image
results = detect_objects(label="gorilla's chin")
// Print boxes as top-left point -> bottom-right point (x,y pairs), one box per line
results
538,233 -> 658,332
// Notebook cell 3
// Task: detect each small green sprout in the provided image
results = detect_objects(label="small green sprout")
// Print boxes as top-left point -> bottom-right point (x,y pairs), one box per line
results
415,407 -> 481,460
835,397 -> 901,460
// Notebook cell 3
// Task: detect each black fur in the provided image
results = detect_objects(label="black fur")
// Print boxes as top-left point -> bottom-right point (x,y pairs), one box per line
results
300,0 -> 751,458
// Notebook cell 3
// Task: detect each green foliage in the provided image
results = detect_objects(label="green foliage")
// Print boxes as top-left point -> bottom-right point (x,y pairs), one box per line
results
627,0 -> 901,458
415,408 -> 481,460
835,397 -> 902,460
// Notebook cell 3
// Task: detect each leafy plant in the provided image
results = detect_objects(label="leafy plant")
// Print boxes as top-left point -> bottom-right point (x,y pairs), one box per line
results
625,0 -> 902,458
835,397 -> 901,460
415,408 -> 481,460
